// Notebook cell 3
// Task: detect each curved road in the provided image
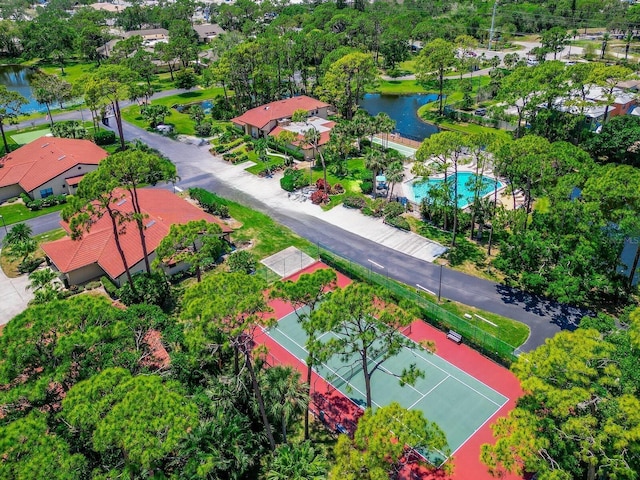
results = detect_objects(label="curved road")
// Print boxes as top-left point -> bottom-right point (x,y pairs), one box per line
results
5,97 -> 590,352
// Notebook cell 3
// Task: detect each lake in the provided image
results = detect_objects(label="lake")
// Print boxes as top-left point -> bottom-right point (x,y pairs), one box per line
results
0,64 -> 46,114
358,93 -> 439,141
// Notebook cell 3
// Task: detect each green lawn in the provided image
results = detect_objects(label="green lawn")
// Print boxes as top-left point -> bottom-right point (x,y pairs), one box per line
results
0,201 -> 66,226
121,87 -> 225,135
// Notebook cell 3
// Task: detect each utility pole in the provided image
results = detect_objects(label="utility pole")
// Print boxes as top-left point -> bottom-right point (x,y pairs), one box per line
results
488,0 -> 499,51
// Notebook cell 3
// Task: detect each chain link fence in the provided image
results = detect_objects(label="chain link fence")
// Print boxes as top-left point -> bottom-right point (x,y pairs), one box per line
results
316,244 -> 518,366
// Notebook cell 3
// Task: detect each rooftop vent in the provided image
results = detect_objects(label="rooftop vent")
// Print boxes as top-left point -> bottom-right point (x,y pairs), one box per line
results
58,155 -> 66,161
264,106 -> 269,110
116,199 -> 127,206
41,143 -> 49,148
146,220 -> 156,228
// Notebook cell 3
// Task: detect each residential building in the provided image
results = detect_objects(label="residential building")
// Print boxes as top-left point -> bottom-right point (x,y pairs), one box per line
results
193,23 -> 225,43
231,96 -> 333,159
0,137 -> 108,202
42,188 -> 233,286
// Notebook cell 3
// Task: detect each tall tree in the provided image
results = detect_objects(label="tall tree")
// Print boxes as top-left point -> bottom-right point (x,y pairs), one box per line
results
588,64 -> 632,124
415,39 -> 456,115
541,26 -> 569,60
270,268 -> 337,440
31,73 -> 72,127
496,65 -> 538,138
265,442 -> 329,480
302,126 -> 328,193
99,150 -> 178,274
481,328 -> 640,480
182,273 -> 277,451
308,283 -> 427,409
261,366 -> 309,444
83,65 -> 138,150
320,52 -> 377,120
0,86 -> 26,154
332,402 -> 449,478
63,169 -> 135,287
153,220 -> 226,282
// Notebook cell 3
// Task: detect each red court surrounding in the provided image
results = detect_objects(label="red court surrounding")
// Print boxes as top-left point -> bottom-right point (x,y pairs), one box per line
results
254,261 -> 524,480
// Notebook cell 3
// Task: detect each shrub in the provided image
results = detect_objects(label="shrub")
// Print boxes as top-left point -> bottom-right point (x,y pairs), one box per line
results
188,187 -> 230,218
222,152 -> 237,162
360,180 -> 373,194
280,168 -> 305,192
101,276 -> 119,298
18,257 -> 44,274
227,250 -> 257,274
20,193 -> 31,204
333,183 -> 345,194
118,272 -> 173,311
385,215 -> 411,231
242,135 -> 253,142
93,130 -> 116,146
316,178 -> 331,192
383,201 -> 405,218
343,195 -> 366,209
216,138 -> 244,154
310,190 -> 329,205
195,121 -> 213,137
85,280 -> 101,290
370,198 -> 386,217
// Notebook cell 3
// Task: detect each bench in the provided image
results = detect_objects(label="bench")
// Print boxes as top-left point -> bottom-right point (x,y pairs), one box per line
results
446,330 -> 462,344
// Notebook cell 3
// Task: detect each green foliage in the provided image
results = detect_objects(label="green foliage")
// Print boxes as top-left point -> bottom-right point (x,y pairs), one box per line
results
482,328 -> 640,480
309,283 -> 424,408
175,68 -> 198,90
63,368 -> 199,472
93,129 -> 116,146
342,195 -> 367,209
154,219 -> 226,282
0,411 -> 88,480
264,441 -> 329,480
280,168 -> 307,192
332,402 -> 449,478
584,115 -> 640,167
118,272 -> 173,310
385,215 -> 410,231
227,250 -> 257,274
188,187 -> 231,218
100,276 -> 119,298
360,180 -> 373,194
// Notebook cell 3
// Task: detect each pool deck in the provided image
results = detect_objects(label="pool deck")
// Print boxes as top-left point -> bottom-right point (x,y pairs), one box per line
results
401,162 -> 508,209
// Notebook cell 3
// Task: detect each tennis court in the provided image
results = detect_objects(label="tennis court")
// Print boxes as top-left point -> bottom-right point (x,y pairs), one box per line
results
10,129 -> 51,145
266,307 -> 508,464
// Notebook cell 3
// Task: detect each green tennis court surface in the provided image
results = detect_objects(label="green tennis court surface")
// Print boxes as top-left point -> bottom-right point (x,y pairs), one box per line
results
267,309 -> 508,462
10,129 -> 51,145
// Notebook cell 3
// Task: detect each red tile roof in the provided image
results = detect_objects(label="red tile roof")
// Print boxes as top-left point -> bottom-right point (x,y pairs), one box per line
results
65,175 -> 85,186
42,188 -> 233,280
0,137 -> 108,193
231,96 -> 330,130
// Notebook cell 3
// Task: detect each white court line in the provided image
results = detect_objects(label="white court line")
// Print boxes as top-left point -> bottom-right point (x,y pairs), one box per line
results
449,396 -> 510,457
406,346 -> 505,407
407,374 -> 451,410
268,326 -> 380,408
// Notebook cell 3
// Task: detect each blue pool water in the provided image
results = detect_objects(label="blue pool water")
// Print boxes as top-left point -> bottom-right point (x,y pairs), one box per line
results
411,172 -> 503,208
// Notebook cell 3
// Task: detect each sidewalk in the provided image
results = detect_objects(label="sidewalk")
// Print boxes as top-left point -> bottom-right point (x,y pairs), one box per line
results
191,146 -> 447,262
0,250 -> 33,325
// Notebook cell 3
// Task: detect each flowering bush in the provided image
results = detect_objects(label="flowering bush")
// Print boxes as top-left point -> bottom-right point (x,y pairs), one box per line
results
316,178 -> 331,192
310,190 -> 329,205
332,183 -> 345,194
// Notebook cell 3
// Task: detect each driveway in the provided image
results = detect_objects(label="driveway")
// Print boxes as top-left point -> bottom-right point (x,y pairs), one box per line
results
0,250 -> 33,325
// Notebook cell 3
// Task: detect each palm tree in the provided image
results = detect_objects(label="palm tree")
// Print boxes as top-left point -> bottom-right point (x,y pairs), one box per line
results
385,160 -> 405,201
262,366 -> 309,444
624,30 -> 633,61
373,112 -> 396,149
302,126 -> 328,192
3,222 -> 32,247
364,148 -> 387,199
265,442 -> 329,480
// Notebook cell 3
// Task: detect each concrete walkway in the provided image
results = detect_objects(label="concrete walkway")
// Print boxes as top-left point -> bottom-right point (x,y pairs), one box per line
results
200,153 -> 447,263
0,250 -> 33,325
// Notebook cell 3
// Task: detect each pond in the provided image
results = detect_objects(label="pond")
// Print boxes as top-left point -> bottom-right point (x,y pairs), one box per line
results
358,93 -> 440,141
0,64 -> 46,114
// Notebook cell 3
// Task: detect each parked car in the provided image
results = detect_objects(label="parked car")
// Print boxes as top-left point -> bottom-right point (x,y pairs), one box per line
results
474,108 -> 487,117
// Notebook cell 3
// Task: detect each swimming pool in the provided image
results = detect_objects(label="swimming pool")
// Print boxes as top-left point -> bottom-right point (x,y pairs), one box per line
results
409,172 -> 503,208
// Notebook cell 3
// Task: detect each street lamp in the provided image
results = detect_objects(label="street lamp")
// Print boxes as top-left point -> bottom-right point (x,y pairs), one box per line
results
438,264 -> 444,303
0,214 -> 6,234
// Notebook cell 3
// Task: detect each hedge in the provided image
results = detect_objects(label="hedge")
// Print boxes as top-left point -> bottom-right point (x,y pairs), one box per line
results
189,187 -> 230,218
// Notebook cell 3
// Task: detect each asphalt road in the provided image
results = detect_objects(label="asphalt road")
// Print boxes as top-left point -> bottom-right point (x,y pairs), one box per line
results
4,96 -> 591,352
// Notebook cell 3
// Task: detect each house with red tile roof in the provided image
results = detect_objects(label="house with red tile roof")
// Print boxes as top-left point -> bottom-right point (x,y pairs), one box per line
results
0,137 -> 108,203
42,188 -> 233,286
231,96 -> 333,159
